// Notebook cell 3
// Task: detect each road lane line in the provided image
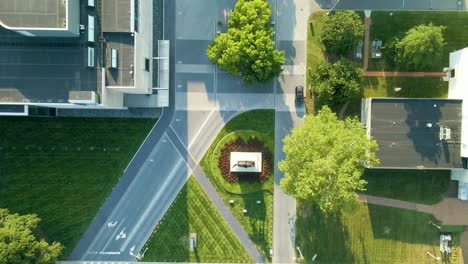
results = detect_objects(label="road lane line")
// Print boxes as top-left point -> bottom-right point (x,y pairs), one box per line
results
101,218 -> 126,252
119,154 -> 184,252
187,109 -> 215,149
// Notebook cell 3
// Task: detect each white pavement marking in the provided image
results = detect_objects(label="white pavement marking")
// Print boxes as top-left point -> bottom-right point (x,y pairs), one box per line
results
107,221 -> 118,228
168,126 -> 199,167
116,228 -> 127,240
102,218 -> 126,252
188,109 -> 215,149
98,251 -> 121,255
119,154 -> 185,252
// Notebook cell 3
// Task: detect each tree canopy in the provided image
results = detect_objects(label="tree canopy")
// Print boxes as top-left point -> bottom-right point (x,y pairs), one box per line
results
0,209 -> 63,264
395,23 -> 446,70
207,0 -> 284,83
278,107 -> 379,213
310,58 -> 362,105
320,11 -> 364,56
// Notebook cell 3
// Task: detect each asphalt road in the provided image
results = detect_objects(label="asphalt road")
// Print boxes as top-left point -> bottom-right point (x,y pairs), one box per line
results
70,0 -> 266,261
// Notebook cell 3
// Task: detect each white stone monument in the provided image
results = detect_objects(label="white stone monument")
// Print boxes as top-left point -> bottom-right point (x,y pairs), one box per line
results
230,152 -> 262,173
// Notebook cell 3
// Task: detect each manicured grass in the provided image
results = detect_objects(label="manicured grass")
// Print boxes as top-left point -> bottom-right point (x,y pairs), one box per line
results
142,176 -> 253,263
0,117 -> 154,258
305,11 -> 328,114
363,76 -> 448,98
368,11 -> 468,71
200,110 -> 274,260
362,169 -> 451,205
296,203 -> 450,263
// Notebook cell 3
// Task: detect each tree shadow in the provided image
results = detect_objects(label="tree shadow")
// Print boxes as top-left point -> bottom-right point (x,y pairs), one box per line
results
295,204 -> 354,263
367,204 -> 441,245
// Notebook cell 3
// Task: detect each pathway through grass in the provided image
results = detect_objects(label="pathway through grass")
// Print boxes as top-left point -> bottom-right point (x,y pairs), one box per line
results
200,110 -> 275,260
141,176 -> 253,263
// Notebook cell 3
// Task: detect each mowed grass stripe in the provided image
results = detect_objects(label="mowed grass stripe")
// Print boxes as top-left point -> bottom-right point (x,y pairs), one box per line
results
142,176 -> 253,263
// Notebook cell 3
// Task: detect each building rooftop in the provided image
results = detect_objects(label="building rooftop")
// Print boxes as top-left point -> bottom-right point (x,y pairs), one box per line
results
102,0 -> 131,32
104,33 -> 135,87
0,27 -> 98,104
449,48 -> 468,158
369,98 -> 463,169
0,0 -> 67,29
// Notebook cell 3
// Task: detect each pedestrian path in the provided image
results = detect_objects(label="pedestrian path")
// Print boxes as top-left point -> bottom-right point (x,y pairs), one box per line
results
359,193 -> 468,225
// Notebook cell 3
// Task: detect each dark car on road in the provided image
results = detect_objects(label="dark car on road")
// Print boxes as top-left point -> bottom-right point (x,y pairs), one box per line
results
295,85 -> 304,104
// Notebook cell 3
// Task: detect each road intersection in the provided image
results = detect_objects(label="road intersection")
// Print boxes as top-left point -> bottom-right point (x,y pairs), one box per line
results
70,0 -> 466,262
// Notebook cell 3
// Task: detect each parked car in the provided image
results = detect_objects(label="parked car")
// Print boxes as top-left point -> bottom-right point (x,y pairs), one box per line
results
295,85 -> 304,104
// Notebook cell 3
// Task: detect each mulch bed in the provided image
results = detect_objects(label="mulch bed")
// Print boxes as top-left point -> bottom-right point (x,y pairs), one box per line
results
218,137 -> 272,183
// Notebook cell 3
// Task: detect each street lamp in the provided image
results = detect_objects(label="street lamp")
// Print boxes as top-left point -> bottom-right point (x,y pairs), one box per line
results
327,0 -> 340,15
296,247 -> 304,261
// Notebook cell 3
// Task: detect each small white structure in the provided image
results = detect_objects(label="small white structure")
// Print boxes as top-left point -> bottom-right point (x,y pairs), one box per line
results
230,152 -> 262,173
189,233 -> 197,251
440,234 -> 452,254
447,48 -> 468,200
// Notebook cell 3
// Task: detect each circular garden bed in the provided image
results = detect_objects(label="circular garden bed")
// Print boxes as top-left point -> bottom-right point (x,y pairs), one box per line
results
218,137 -> 273,183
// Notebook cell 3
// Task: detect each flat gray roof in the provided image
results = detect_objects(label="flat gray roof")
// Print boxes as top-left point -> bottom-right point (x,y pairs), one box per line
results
0,0 -> 67,29
370,98 -> 463,169
0,27 -> 98,103
102,0 -> 131,32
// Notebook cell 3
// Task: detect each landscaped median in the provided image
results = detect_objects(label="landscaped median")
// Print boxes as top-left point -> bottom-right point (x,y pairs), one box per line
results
200,109 -> 275,261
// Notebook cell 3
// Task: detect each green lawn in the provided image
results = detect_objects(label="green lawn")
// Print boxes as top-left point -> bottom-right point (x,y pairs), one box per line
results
305,11 -> 328,114
368,11 -> 468,71
142,176 -> 253,263
296,203 -> 451,263
362,169 -> 451,205
363,76 -> 448,98
200,109 -> 274,260
0,117 -> 154,258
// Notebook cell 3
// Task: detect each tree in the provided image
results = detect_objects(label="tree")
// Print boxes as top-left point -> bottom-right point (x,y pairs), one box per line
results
278,106 -> 379,213
0,209 -> 63,264
310,59 -> 362,105
395,23 -> 446,70
320,11 -> 364,56
207,0 -> 285,83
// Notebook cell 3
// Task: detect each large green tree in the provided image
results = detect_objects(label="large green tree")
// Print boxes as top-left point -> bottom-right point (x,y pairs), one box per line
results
320,11 -> 364,56
207,0 -> 284,83
0,209 -> 63,264
310,59 -> 362,105
278,107 -> 379,213
395,23 -> 446,70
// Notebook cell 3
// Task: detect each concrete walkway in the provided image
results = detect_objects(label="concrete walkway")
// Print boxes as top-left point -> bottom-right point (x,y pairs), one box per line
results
359,193 -> 468,225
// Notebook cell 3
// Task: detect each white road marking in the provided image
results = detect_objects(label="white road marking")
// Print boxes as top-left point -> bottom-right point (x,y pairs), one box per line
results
116,228 -> 127,240
107,221 -> 118,228
101,218 -> 126,251
188,109 -> 215,149
98,251 -> 121,255
119,154 -> 185,252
